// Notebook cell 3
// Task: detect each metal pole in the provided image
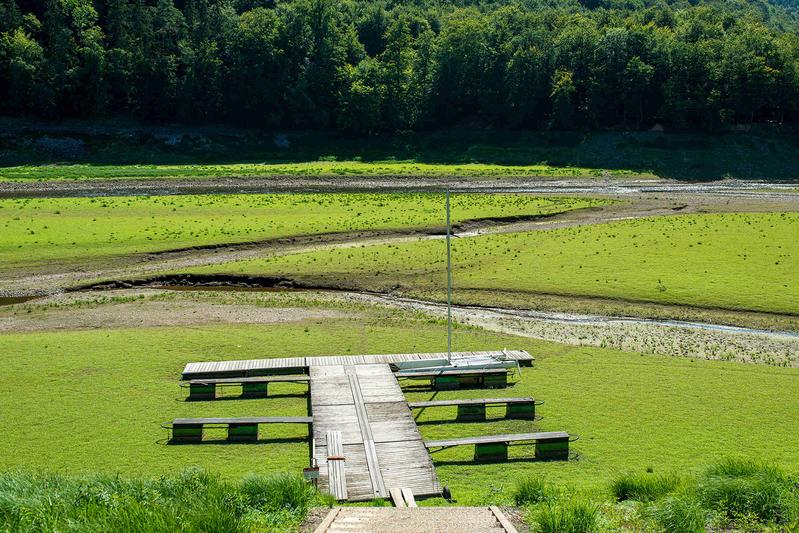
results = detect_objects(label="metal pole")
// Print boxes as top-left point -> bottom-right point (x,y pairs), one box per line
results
446,188 -> 452,363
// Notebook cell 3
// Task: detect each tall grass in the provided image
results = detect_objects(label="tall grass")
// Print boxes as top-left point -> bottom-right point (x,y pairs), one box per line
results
535,500 -> 599,533
697,458 -> 798,526
647,495 -> 706,533
0,468 -> 324,532
512,476 -> 552,505
611,472 -> 680,502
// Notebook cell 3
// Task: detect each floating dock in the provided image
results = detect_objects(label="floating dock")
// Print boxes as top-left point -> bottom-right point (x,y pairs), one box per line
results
181,350 -> 534,380
179,350 -> 535,501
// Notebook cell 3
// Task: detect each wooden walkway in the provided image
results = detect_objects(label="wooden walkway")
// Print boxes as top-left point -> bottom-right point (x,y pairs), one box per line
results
310,364 -> 442,502
178,350 -> 535,502
182,350 -> 533,380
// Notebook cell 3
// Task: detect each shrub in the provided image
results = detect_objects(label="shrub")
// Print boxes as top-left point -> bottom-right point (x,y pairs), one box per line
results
611,472 -> 680,502
0,469 -> 318,533
704,457 -> 782,479
513,476 -> 551,505
697,458 -> 797,525
240,472 -> 317,513
648,495 -> 706,533
536,500 -> 599,533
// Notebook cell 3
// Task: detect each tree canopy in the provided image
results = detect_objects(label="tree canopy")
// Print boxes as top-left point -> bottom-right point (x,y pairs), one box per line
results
2,0 -> 799,132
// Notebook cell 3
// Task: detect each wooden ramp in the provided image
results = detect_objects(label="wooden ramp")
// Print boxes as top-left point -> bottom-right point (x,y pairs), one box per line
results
310,364 -> 441,502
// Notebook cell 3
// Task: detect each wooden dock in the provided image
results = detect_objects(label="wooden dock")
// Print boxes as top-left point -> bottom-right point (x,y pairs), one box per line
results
182,350 -> 533,380
310,364 -> 442,501
178,350 -> 536,502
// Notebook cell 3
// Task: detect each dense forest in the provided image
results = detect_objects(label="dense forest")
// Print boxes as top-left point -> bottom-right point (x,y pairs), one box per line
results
2,0 -> 799,132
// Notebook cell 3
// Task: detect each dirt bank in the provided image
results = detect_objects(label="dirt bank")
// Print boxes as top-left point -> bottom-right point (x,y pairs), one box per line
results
4,288 -> 797,367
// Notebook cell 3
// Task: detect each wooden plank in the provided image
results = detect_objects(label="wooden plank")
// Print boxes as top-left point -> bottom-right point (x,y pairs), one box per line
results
363,439 -> 387,498
389,487 -> 406,507
367,403 -> 423,444
395,368 -> 509,378
408,397 -> 534,408
313,507 -> 340,533
490,505 -> 519,533
401,488 -> 417,508
182,350 -> 534,379
311,405 -> 361,446
425,431 -> 569,449
375,440 -> 441,498
347,368 -> 387,498
172,416 -> 312,425
326,431 -> 348,501
186,375 -> 309,385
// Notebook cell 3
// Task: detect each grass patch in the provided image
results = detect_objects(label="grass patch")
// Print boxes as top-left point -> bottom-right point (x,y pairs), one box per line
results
0,468 -> 325,532
0,161 -> 636,181
645,495 -> 707,533
0,193 -> 605,270
2,292 -> 799,504
611,472 -> 680,502
240,472 -> 330,514
512,476 -> 553,505
697,458 -> 799,526
534,500 -> 599,533
197,212 -> 799,315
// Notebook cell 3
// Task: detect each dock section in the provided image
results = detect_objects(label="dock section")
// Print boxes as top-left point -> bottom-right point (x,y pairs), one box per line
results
310,364 -> 441,501
182,350 -> 533,380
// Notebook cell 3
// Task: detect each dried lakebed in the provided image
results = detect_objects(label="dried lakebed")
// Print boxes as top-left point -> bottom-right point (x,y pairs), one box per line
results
6,288 -> 798,368
4,176 -> 799,199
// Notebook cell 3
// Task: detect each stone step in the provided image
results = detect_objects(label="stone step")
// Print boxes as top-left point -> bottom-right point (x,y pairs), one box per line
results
317,506 -> 516,533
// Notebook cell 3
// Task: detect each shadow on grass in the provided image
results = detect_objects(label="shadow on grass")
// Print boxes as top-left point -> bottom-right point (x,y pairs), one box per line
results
162,436 -> 309,446
431,456 -> 547,466
3,122 -> 799,181
180,392 -> 308,402
431,451 -> 581,466
400,384 -> 519,392
413,415 -> 542,426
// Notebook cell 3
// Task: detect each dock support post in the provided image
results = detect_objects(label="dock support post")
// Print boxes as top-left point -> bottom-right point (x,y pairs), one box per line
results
506,401 -> 535,420
535,437 -> 569,460
475,442 -> 508,462
242,382 -> 268,398
457,404 -> 487,421
171,424 -> 203,443
188,383 -> 216,401
483,374 -> 507,389
228,423 -> 259,442
434,376 -> 460,390
457,375 -> 482,388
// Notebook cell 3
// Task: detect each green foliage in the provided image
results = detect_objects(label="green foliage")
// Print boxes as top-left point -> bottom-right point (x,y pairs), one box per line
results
0,193 -> 604,270
535,500 -> 599,533
0,468 -> 318,532
697,458 -> 799,525
3,0 -> 799,129
240,472 -> 317,514
2,291 -> 799,503
611,472 -> 680,502
203,212 -> 799,317
512,476 -> 552,505
646,495 -> 707,533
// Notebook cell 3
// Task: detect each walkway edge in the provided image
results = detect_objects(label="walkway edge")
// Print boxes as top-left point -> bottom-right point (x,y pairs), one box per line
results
490,505 -> 519,533
313,507 -> 340,533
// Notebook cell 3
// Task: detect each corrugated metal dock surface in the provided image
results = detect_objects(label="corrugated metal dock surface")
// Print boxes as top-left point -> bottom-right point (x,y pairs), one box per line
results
182,350 -> 533,379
